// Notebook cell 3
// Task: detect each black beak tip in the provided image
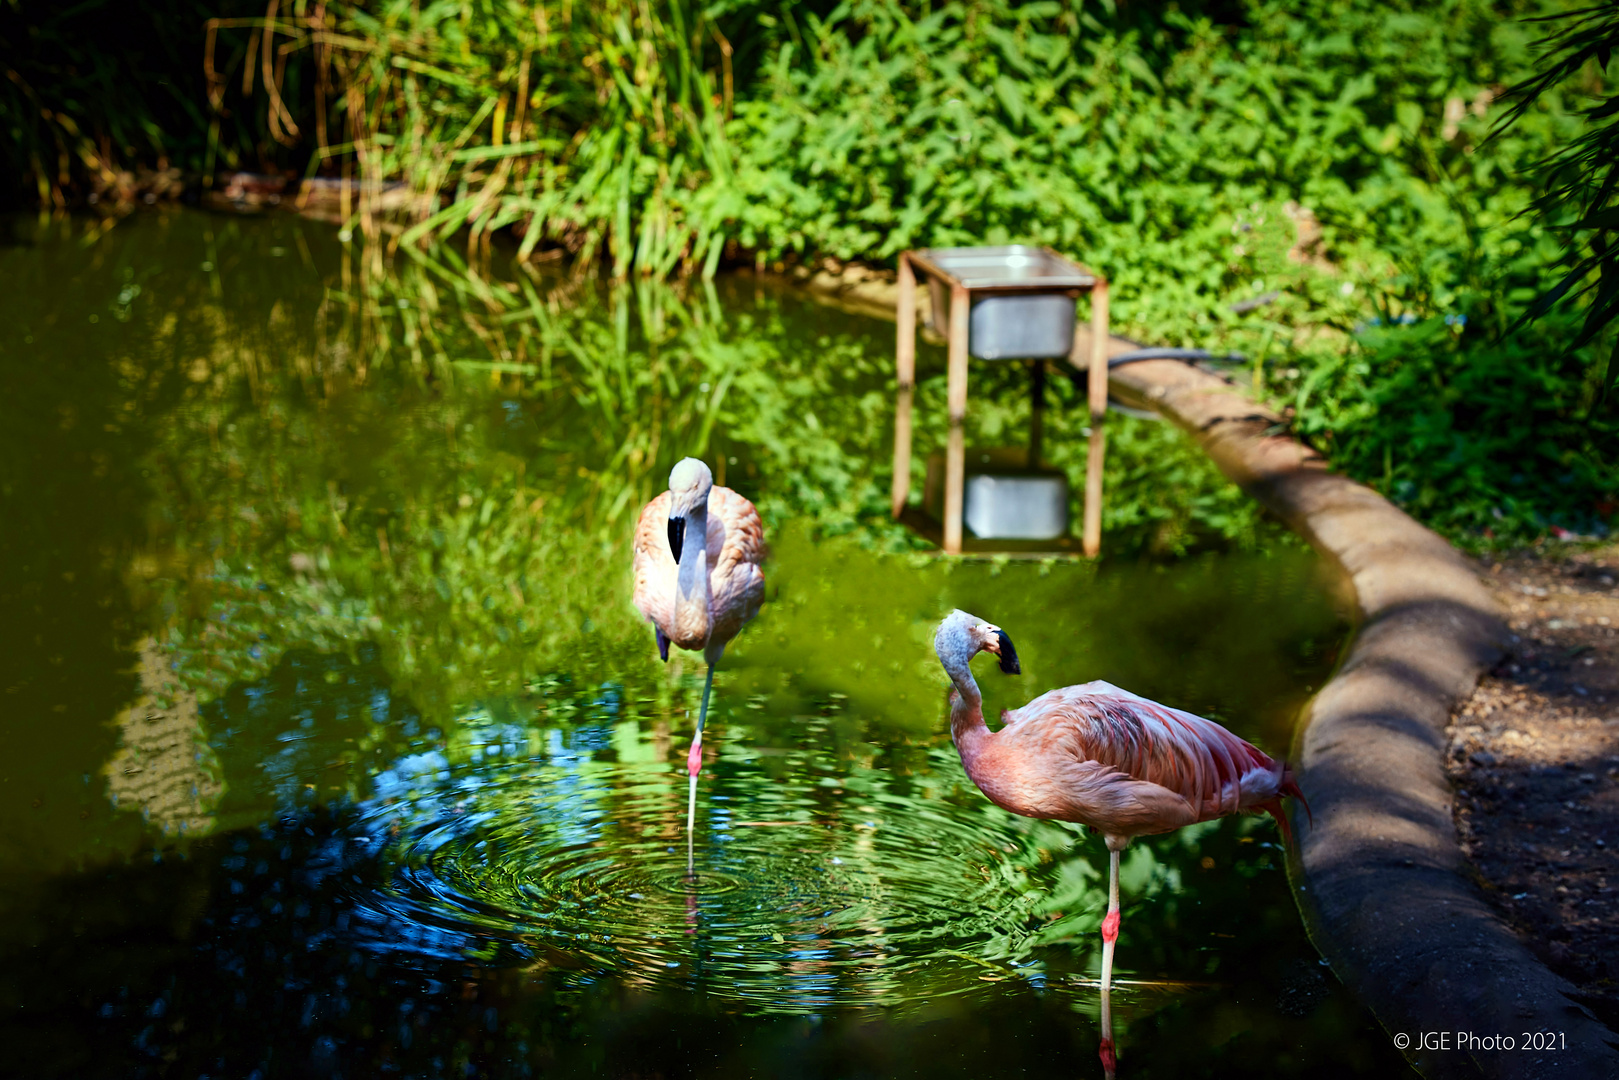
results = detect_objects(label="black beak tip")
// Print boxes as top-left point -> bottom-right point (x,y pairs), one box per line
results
667,515 -> 685,563
994,630 -> 1021,674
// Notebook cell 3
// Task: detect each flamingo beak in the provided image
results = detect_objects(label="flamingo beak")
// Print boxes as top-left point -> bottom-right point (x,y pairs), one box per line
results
991,629 -> 1020,674
667,515 -> 685,562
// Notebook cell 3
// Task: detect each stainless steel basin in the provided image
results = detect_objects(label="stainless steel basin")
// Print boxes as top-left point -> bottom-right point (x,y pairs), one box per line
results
915,246 -> 1093,360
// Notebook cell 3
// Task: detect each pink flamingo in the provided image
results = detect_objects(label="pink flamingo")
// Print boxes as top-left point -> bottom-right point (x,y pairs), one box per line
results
933,609 -> 1309,1074
632,458 -> 765,852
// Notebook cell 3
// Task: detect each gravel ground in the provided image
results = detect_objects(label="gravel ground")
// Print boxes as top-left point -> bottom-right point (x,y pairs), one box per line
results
1446,545 -> 1619,1029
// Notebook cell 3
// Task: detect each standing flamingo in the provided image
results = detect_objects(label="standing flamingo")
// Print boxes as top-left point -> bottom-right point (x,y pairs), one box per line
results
933,609 -> 1309,1075
632,458 -> 765,858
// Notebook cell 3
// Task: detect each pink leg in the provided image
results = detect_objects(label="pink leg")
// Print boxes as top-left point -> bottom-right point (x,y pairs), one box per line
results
685,662 -> 714,864
685,659 -> 716,875
685,730 -> 702,874
1100,847 -> 1121,990
1098,846 -> 1122,1076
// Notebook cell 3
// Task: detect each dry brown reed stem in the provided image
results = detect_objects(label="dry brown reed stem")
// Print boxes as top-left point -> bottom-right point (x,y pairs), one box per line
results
206,0 -> 734,276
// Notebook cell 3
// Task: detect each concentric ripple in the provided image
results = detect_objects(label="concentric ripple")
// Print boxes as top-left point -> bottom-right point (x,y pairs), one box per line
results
344,739 -> 1083,1011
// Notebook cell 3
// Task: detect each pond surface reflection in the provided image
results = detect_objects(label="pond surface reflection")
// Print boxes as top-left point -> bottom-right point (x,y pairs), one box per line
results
0,211 -> 1407,1077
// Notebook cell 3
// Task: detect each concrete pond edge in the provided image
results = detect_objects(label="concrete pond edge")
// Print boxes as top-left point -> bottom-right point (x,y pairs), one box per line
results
791,269 -> 1619,1079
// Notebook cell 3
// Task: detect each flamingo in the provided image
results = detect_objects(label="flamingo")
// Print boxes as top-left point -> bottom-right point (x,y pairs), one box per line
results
632,458 -> 765,858
932,609 -> 1309,1075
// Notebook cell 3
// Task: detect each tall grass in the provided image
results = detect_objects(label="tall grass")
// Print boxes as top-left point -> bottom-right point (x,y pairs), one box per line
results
196,0 -> 746,276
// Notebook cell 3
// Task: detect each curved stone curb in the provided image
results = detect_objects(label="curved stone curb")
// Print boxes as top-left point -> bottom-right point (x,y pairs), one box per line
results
794,271 -> 1619,1078
1087,332 -> 1619,1080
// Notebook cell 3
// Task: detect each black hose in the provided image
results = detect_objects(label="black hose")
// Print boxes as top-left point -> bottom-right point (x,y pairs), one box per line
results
1107,348 -> 1246,368
1049,346 -> 1243,402
1049,348 -> 1243,419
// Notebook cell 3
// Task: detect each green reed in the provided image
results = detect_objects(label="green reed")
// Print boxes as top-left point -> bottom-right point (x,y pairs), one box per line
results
194,0 -> 740,277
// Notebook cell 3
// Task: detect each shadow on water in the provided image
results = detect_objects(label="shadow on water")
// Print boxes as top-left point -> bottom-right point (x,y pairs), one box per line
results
0,210 -> 1408,1077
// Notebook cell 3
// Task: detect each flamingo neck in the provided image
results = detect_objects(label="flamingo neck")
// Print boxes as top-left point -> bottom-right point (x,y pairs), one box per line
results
674,504 -> 711,642
945,667 -> 990,768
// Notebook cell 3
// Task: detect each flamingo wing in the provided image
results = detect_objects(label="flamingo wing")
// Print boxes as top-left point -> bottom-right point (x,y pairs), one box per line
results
631,486 -> 764,652
631,491 -> 676,631
1002,681 -> 1284,827
705,485 -> 766,645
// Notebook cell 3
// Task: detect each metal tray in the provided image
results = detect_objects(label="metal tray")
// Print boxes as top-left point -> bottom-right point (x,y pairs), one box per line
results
913,245 -> 1095,291
915,246 -> 1091,360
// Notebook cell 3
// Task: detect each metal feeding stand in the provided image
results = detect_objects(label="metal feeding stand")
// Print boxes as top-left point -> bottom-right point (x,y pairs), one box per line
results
891,246 -> 1110,556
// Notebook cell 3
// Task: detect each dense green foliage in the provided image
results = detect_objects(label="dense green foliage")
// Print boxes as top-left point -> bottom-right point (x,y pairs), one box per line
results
5,0 -> 1615,545
1291,309 -> 1615,540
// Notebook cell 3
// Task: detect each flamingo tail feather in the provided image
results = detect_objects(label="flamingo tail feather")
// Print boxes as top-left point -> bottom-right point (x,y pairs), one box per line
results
1259,768 -> 1311,849
1259,798 -> 1293,848
1280,773 -> 1313,827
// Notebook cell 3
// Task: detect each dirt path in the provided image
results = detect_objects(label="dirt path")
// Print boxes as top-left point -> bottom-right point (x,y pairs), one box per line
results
1448,545 -> 1619,1029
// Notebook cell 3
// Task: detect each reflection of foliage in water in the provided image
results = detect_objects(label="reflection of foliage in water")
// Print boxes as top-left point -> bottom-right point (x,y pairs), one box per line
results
0,212 -> 1397,1078
107,212 -> 1279,724
179,644 -> 1314,1015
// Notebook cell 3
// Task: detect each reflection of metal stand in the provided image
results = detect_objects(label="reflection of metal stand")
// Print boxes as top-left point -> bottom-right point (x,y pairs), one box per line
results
892,247 -> 1110,556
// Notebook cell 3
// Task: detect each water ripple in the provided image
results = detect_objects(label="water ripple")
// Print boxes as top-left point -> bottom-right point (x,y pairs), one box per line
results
345,746 -> 1070,1011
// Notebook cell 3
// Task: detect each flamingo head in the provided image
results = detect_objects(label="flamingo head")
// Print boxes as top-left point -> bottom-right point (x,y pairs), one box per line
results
935,609 -> 1021,676
666,457 -> 713,561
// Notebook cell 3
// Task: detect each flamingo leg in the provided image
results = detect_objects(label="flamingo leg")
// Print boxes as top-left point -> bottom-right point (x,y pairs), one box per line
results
695,662 -> 717,739
685,786 -> 695,875
1098,847 -> 1121,1074
1100,847 -> 1121,990
685,662 -> 716,873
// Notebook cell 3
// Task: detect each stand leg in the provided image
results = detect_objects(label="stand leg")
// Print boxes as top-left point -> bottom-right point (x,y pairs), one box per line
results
943,281 -> 970,555
892,255 -> 917,519
1082,279 -> 1109,558
686,771 -> 697,874
1098,839 -> 1122,1076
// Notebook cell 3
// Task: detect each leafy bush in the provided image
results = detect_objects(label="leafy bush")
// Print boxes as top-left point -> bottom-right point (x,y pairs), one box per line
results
717,0 -> 1615,543
1290,309 -> 1616,544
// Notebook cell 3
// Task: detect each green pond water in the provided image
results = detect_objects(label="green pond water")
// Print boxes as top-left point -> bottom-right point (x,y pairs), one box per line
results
0,211 -> 1407,1077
